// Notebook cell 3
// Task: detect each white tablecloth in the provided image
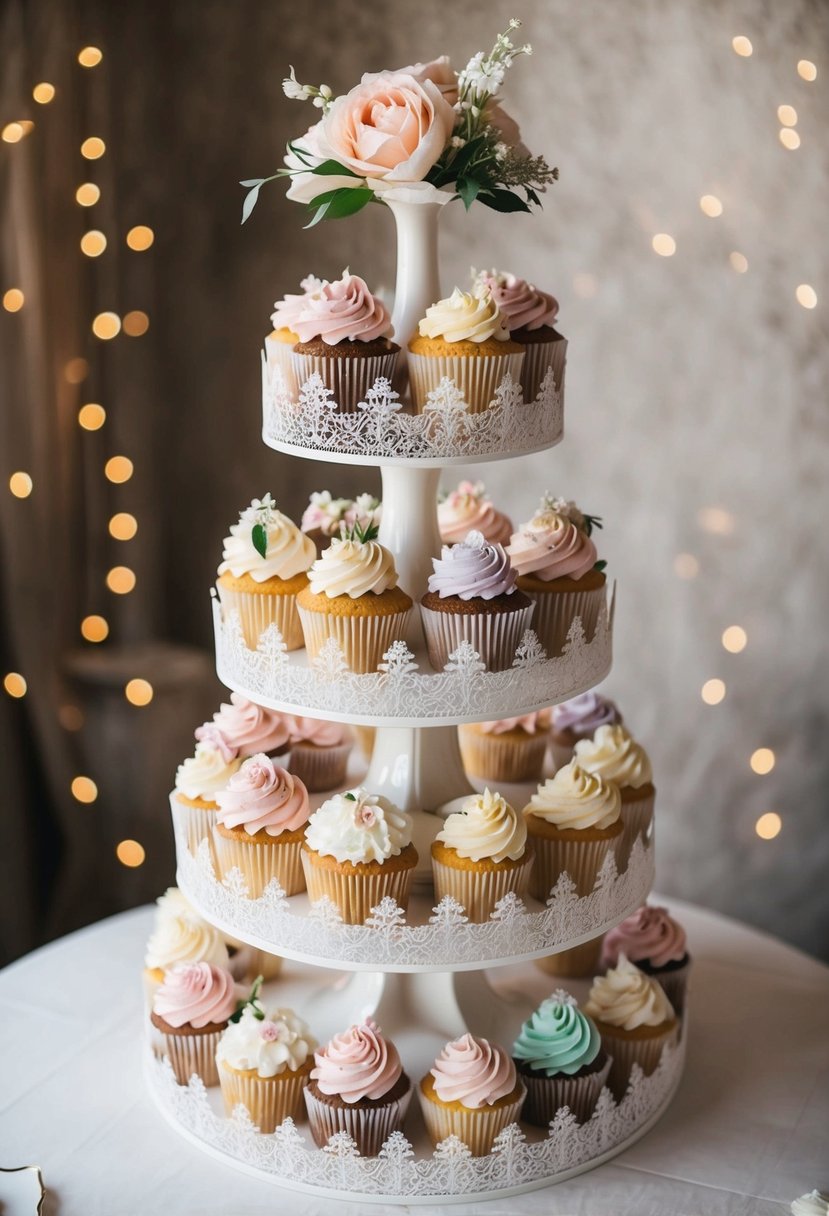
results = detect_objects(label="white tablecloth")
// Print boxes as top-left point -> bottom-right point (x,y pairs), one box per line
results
0,898 -> 826,1216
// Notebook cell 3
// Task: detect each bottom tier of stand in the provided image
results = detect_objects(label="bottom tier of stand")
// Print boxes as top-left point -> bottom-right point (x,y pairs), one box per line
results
145,959 -> 686,1204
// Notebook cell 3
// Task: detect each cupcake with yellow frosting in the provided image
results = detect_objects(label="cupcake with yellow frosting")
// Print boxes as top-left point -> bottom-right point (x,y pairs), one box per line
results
458,710 -> 551,783
419,1034 -> 526,1155
475,269 -> 566,402
216,494 -> 316,650
523,763 -> 622,899
296,523 -> 412,674
574,725 -> 655,869
408,287 -> 524,413
584,955 -> 679,1099
302,787 -> 418,924
171,742 -> 241,859
431,788 -> 533,921
266,274 -> 326,397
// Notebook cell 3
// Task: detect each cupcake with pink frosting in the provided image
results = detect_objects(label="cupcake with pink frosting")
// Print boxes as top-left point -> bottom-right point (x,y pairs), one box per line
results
287,716 -> 355,792
550,691 -> 623,771
475,268 -> 566,401
288,270 -> 399,412
305,1019 -> 411,1154
438,481 -> 513,547
266,274 -> 326,396
602,905 -> 690,1016
213,755 -> 311,897
458,709 -> 551,784
420,530 -> 534,672
150,961 -> 238,1086
507,496 -> 607,658
197,692 -> 294,760
419,1033 -> 526,1155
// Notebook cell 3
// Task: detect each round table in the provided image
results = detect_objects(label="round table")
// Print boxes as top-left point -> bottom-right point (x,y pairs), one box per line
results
0,898 -> 826,1216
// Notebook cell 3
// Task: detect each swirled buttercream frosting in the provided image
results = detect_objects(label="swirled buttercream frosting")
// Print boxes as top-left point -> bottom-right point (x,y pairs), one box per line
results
305,788 -> 412,864
417,287 -> 510,344
430,1034 -> 517,1109
290,271 -> 392,345
524,763 -> 621,831
144,896 -> 229,972
199,693 -> 292,759
290,716 -> 352,748
427,531 -> 517,600
438,481 -> 513,546
301,490 -> 352,536
436,788 -> 526,863
507,512 -> 597,582
475,269 -> 559,332
153,961 -> 237,1028
215,754 -> 310,837
312,1018 -> 403,1103
175,743 -> 241,800
584,955 -> 675,1029
602,905 -> 687,970
307,536 -> 399,598
573,724 -> 653,790
218,494 -> 315,582
217,1005 -> 316,1077
551,692 -> 623,737
478,710 -> 552,736
513,990 -> 601,1076
271,275 -> 326,333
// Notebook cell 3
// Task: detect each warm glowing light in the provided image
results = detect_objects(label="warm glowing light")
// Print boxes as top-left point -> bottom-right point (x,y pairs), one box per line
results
65,357 -> 89,384
123,310 -> 149,337
732,35 -> 753,57
81,136 -> 106,160
109,512 -> 138,540
78,46 -> 103,67
751,748 -> 776,775
755,812 -> 782,840
722,625 -> 747,653
9,472 -> 33,498
729,251 -> 749,274
81,614 -> 109,643
3,672 -> 27,698
106,566 -> 136,594
116,839 -> 146,867
777,104 -> 798,126
58,704 -> 84,731
76,182 -> 100,207
2,123 -> 24,143
92,311 -> 121,339
779,128 -> 801,150
33,82 -> 56,104
701,678 -> 726,706
796,284 -> 817,309
104,455 -> 133,483
700,194 -> 723,217
126,225 -> 155,251
797,60 -> 817,82
80,230 -> 107,257
698,506 -> 735,535
125,678 -> 153,707
3,288 -> 24,312
78,403 -> 106,430
652,233 -> 676,257
71,776 -> 98,803
673,553 -> 699,579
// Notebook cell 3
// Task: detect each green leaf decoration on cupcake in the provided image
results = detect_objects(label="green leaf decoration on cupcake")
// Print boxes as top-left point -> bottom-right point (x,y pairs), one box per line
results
229,974 -> 265,1024
252,522 -> 268,559
342,520 -> 380,544
594,560 -> 607,573
582,513 -> 603,537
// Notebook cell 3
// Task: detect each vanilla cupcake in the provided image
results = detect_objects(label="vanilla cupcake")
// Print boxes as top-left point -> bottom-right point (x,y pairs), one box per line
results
438,481 -> 513,546
143,888 -> 229,1011
419,1034 -> 526,1155
217,1000 -> 316,1132
458,710 -> 551,783
301,490 -> 353,554
267,274 -> 326,396
507,497 -> 607,658
296,526 -> 412,674
196,692 -> 293,760
420,530 -> 534,672
216,494 -> 316,649
584,955 -> 679,1100
513,989 -> 611,1125
602,905 -> 690,1017
476,269 -> 566,401
171,742 -> 241,859
301,788 -> 418,924
287,716 -> 355,792
431,789 -> 533,921
408,287 -> 524,413
523,763 -> 622,899
214,755 -> 311,897
574,725 -> 655,869
151,961 -> 238,1086
549,691 -> 623,771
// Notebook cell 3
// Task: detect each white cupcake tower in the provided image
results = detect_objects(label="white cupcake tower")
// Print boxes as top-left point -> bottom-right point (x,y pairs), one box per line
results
151,197 -> 686,1201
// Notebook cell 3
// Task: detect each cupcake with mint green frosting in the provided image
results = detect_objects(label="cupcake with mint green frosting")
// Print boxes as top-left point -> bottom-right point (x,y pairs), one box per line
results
513,989 -> 611,1125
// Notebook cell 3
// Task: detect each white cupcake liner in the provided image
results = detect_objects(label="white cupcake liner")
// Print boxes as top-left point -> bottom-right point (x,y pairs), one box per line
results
521,584 -> 606,658
598,1022 -> 679,1102
290,350 -> 399,413
521,336 -> 567,403
408,350 -> 525,415
458,726 -> 549,783
430,852 -> 534,923
265,333 -> 300,398
301,851 -> 416,925
535,935 -> 604,979
162,1026 -> 225,1087
213,829 -> 305,898
528,829 -> 620,900
170,793 -> 217,862
287,739 -> 354,792
219,1062 -> 310,1133
420,602 -> 534,673
304,1084 -> 412,1155
520,1053 -> 611,1126
216,582 -> 304,651
297,603 -> 412,674
618,788 -> 655,872
419,1083 -> 526,1156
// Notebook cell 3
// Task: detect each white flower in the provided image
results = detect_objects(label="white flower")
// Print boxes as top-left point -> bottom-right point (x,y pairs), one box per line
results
451,136 -> 466,149
282,66 -> 312,101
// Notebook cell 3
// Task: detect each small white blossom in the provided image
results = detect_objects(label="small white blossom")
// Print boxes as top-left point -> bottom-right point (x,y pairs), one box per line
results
451,135 -> 466,149
494,142 -> 509,160
509,17 -> 522,28
282,66 -> 312,101
312,96 -> 325,108
319,84 -> 333,100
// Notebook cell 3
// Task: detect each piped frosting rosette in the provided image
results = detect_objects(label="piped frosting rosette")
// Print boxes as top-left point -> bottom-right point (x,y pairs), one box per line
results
143,889 -> 230,1024
197,692 -> 293,760
574,724 -> 655,868
172,742 -> 242,860
438,480 -> 514,546
266,274 -> 326,394
216,1004 -> 316,1133
419,1033 -> 525,1156
602,905 -> 690,1016
475,267 -> 566,400
285,715 -> 355,794
512,989 -> 611,1125
151,961 -> 238,1087
431,789 -> 533,922
550,690 -> 623,770
458,708 -> 552,784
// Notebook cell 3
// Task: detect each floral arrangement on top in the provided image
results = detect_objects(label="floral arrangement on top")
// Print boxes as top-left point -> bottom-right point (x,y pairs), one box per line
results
241,18 -> 558,228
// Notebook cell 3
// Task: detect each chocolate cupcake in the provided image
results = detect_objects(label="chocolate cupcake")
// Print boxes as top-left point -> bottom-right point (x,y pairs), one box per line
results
601,905 -> 691,1017
476,269 -> 566,402
513,989 -> 611,1124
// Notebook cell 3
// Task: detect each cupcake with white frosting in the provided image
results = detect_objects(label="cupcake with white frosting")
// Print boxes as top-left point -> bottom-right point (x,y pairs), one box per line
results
408,287 -> 524,413
475,268 -> 566,401
143,887 -> 230,1010
266,274 -> 326,396
419,1034 -> 526,1155
438,481 -> 513,547
151,961 -> 238,1086
287,716 -> 355,793
171,742 -> 241,859
301,787 -> 418,924
574,725 -> 655,869
458,710 -> 551,784
602,905 -> 690,1017
549,691 -> 623,771
217,995 -> 316,1132
216,493 -> 316,649
431,788 -> 533,921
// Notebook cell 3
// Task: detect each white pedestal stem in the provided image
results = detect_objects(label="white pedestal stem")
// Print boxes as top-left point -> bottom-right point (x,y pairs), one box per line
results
378,464 -> 442,649
387,198 -> 444,356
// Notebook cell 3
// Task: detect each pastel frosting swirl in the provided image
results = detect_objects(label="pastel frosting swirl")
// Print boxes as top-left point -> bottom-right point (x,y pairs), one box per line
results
270,274 -> 326,333
524,763 -> 621,831
217,1005 -> 316,1077
430,1034 -> 517,1109
144,896 -> 229,972
417,287 -> 510,344
427,531 -> 517,600
153,961 -> 237,1028
311,1018 -> 403,1103
438,481 -> 513,546
477,269 -> 559,331
215,755 -> 310,837
551,692 -> 623,737
218,495 -> 315,582
175,743 -> 241,800
307,536 -> 400,598
198,693 -> 293,759
507,513 -> 597,582
305,788 -> 412,864
584,955 -> 675,1030
574,724 -> 653,790
478,709 -> 551,736
437,788 -> 526,863
602,905 -> 687,970
289,271 -> 392,345
290,716 -> 352,748
513,990 -> 602,1076
301,490 -> 352,536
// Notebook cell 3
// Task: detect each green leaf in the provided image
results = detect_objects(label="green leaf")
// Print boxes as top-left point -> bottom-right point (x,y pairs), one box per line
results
478,187 -> 532,214
449,135 -> 488,176
308,159 -> 360,178
230,974 -> 265,1023
287,140 -> 315,167
304,186 -> 372,228
524,186 -> 541,207
594,560 -> 607,573
304,199 -> 333,229
582,513 -> 604,536
344,792 -> 356,801
456,176 -> 482,211
239,178 -> 264,188
241,184 -> 262,224
252,522 -> 268,559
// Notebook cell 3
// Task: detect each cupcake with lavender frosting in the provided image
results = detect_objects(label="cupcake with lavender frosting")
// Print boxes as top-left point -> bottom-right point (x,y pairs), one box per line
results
513,990 -> 611,1125
458,710 -> 551,783
550,691 -> 623,771
432,789 -> 533,922
151,961 -> 238,1086
287,716 -> 355,792
438,481 -> 513,547
267,274 -> 326,396
475,268 -> 566,401
420,530 -> 534,672
574,725 -> 655,869
602,905 -> 690,1016
305,1019 -> 411,1154
419,1034 -> 526,1155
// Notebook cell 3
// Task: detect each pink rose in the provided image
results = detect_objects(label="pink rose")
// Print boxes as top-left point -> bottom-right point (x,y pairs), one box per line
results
260,1020 -> 280,1041
354,804 -> 377,828
363,56 -> 458,105
285,123 -> 359,204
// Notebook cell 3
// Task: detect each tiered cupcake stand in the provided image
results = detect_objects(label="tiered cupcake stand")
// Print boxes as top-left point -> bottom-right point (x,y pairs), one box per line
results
145,198 -> 686,1203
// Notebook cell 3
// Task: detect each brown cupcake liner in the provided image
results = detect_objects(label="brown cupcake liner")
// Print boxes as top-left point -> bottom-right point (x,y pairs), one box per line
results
297,603 -> 412,674
170,796 -> 217,862
162,1026 -> 225,1088
535,935 -> 604,979
287,739 -> 353,792
213,829 -> 305,898
216,582 -> 304,651
430,852 -> 534,923
600,1023 -> 679,1101
304,1086 -> 412,1155
650,960 -> 690,1019
522,585 -> 606,658
301,851 -> 416,924
219,1062 -> 310,1133
549,739 -> 577,773
520,1053 -> 611,1126
617,789 -> 655,871
408,351 -> 525,415
419,1084 -> 526,1156
290,350 -> 399,413
528,832 -> 618,900
420,602 -> 534,672
521,336 -> 567,403
458,726 -> 549,783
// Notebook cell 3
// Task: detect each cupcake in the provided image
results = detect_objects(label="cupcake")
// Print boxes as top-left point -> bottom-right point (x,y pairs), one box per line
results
214,755 -> 310,897
431,789 -> 533,922
344,492 -> 381,532
408,287 -> 525,414
301,787 -> 418,924
523,763 -> 622,899
549,691 -> 623,772
475,269 -> 566,402
574,725 -> 655,869
601,905 -> 691,1017
266,274 -> 326,396
143,888 -> 229,1012
287,716 -> 355,792
584,955 -> 679,1100
420,530 -> 534,672
419,1034 -> 526,1156
151,961 -> 238,1086
305,1019 -> 411,1155
216,493 -> 316,650
507,497 -> 607,658
217,998 -> 316,1133
301,490 -> 353,555
171,741 -> 241,859
296,525 -> 413,674
458,710 -> 551,783
288,271 -> 399,412
196,692 -> 293,760
513,989 -> 611,1125
438,480 -> 513,546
